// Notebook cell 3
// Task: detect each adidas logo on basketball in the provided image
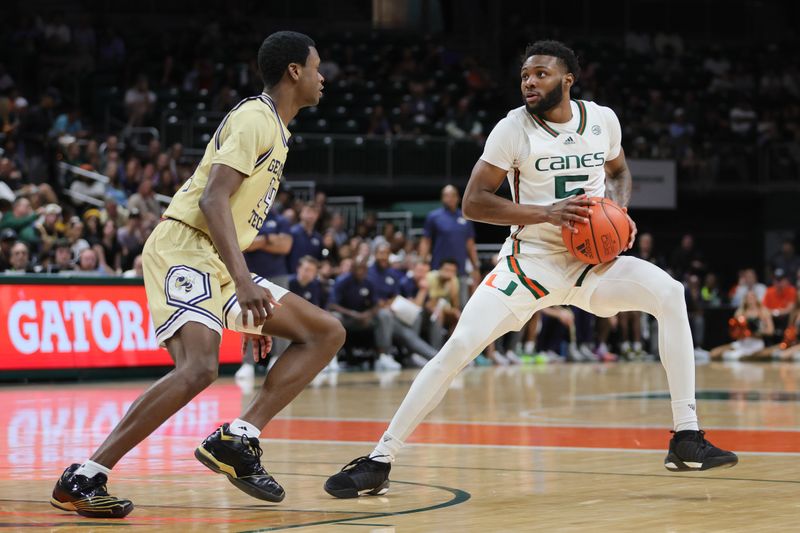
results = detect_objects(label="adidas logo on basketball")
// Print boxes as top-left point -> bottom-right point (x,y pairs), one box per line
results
564,136 -> 576,145
576,241 -> 593,258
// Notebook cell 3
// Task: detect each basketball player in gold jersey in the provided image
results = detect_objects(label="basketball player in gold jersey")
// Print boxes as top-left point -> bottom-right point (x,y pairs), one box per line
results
51,31 -> 344,518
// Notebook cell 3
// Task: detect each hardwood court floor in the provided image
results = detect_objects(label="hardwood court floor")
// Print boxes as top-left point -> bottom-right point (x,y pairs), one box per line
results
1,362 -> 799,532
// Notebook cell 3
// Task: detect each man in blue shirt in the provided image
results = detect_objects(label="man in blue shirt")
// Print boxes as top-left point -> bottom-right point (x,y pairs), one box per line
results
328,258 -> 399,370
420,185 -> 480,307
369,243 -> 437,366
287,204 -> 323,273
237,210 -> 293,380
289,255 -> 325,308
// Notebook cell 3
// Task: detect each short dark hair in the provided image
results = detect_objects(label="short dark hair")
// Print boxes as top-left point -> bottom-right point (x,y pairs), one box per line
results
299,255 -> 320,268
258,31 -> 316,89
522,40 -> 580,81
440,258 -> 459,268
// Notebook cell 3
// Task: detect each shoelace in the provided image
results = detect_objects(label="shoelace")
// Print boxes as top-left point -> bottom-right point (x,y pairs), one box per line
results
340,455 -> 389,472
73,473 -> 109,495
241,435 -> 269,475
671,429 -> 708,448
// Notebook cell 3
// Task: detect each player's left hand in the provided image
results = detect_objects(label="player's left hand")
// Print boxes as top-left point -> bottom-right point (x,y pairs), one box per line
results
242,333 -> 273,362
622,207 -> 637,251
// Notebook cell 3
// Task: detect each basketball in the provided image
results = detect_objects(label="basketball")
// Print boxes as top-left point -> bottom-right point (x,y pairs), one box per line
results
561,197 -> 630,264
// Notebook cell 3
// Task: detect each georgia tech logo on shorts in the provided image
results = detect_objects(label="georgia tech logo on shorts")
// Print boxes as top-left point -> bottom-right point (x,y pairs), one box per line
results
173,273 -> 196,293
165,265 -> 212,307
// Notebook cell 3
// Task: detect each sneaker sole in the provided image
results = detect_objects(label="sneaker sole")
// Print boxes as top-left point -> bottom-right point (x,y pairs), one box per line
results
664,454 -> 739,472
324,479 -> 390,499
49,497 -> 134,518
194,447 -> 285,503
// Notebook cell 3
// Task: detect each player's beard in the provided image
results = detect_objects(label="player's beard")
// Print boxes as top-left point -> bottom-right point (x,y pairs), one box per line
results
524,82 -> 564,117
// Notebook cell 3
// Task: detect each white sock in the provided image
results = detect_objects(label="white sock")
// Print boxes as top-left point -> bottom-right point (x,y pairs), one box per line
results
672,399 -> 699,432
74,459 -> 111,479
229,418 -> 261,438
370,432 -> 404,463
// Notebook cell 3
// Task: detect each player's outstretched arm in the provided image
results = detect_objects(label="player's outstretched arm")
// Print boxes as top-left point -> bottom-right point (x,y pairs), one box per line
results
462,159 -> 593,231
200,163 -> 279,327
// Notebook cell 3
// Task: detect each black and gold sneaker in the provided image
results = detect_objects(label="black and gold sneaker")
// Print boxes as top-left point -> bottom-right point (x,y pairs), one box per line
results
324,455 -> 391,498
664,430 -> 739,471
50,463 -> 134,518
194,423 -> 285,502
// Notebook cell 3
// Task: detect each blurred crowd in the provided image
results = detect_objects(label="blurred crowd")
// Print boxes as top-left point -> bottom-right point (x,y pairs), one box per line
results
1,13 -> 799,367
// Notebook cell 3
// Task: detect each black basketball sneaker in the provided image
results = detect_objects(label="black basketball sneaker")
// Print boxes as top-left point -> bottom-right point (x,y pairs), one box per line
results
664,430 -> 739,471
324,456 -> 391,498
194,423 -> 285,502
50,463 -> 134,518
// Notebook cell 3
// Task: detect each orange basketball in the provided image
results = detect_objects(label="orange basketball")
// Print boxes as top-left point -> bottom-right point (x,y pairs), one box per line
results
561,197 -> 630,264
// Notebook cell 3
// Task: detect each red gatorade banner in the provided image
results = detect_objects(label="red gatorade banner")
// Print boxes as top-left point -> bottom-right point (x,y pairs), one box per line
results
0,282 -> 241,370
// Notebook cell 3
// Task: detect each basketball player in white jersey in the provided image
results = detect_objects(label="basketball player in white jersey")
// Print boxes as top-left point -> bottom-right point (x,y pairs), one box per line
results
324,40 -> 737,498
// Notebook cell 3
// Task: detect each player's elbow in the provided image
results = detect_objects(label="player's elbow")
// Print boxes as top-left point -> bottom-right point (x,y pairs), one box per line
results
198,191 -> 214,215
462,195 -> 480,221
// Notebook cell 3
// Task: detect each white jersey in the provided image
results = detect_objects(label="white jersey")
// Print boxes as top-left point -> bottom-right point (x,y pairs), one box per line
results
480,99 -> 622,257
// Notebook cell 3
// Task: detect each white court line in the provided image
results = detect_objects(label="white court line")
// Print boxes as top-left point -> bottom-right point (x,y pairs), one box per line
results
267,415 -> 800,433
258,438 -> 800,457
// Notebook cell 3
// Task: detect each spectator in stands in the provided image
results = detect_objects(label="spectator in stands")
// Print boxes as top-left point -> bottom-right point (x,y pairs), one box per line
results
49,106 -> 87,140
98,219 -> 121,272
34,202 -> 64,256
127,178 -> 161,224
369,243 -> 438,366
0,228 -> 18,270
730,268 -> 767,307
321,229 -> 340,264
101,195 -> 128,227
51,239 -> 74,273
425,258 -> 461,349
0,96 -> 20,140
366,105 -> 392,137
710,290 -> 774,361
444,96 -> 484,143
288,203 -> 323,273
290,255 -> 325,307
5,241 -> 32,273
764,268 -> 798,328
329,257 -> 400,370
770,239 -> 800,285
0,196 -> 39,247
117,208 -> 144,271
400,260 -> 431,307
122,254 -> 143,278
18,88 -> 58,180
701,272 -> 723,307
74,247 -> 108,276
421,185 -> 480,305
82,208 -> 103,244
65,216 -> 90,259
237,209 -> 294,380
668,233 -> 705,281
124,75 -> 157,127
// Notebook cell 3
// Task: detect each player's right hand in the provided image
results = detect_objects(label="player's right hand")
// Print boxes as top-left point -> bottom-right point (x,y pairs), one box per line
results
546,194 -> 596,234
236,279 -> 281,328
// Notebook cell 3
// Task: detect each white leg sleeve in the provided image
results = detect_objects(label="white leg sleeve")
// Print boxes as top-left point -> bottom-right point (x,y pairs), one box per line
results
372,289 -> 523,460
583,257 -> 698,430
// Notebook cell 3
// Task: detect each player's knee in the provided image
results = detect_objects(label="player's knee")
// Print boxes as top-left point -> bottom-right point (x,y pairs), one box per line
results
309,313 -> 346,349
178,356 -> 218,389
324,317 -> 347,350
658,277 -> 686,307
